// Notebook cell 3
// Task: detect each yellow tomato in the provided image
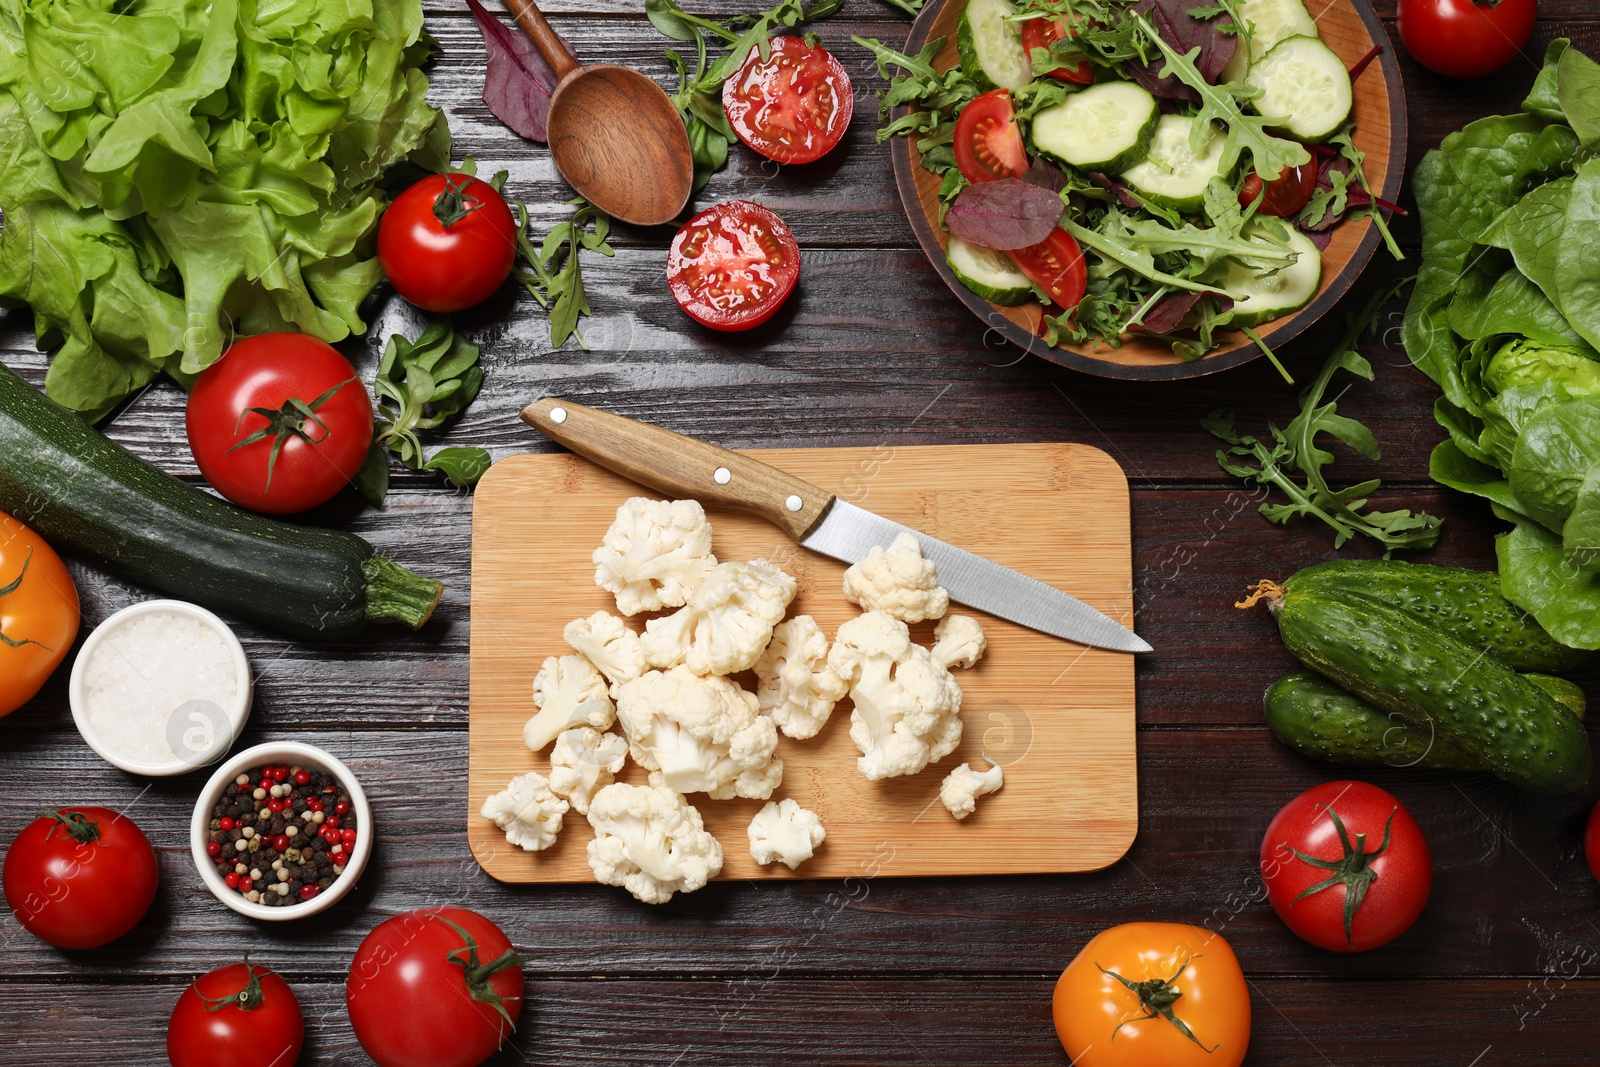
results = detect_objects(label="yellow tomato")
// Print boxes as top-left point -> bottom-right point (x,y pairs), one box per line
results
0,513 -> 79,717
1053,922 -> 1251,1067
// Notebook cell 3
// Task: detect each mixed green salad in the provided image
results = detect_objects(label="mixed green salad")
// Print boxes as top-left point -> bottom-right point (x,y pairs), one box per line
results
858,0 -> 1398,369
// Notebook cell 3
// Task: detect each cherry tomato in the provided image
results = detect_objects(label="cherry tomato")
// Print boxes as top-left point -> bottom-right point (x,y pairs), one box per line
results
1397,0 -> 1536,79
2,808 -> 158,949
186,334 -> 374,516
1010,227 -> 1088,310
1261,781 -> 1432,952
348,907 -> 524,1067
1020,14 -> 1095,84
1054,922 -> 1251,1067
1238,161 -> 1318,217
667,200 -> 801,332
167,956 -> 304,1067
0,513 -> 78,719
722,35 -> 853,165
1585,800 -> 1600,886
378,174 -> 518,312
953,89 -> 1030,184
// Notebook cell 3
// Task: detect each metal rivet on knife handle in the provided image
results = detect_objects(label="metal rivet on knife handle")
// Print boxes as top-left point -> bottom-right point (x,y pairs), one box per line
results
714,467 -> 732,485
785,495 -> 803,512
550,406 -> 568,424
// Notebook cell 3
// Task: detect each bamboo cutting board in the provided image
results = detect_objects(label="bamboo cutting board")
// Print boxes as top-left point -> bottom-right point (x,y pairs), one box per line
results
468,444 -> 1138,884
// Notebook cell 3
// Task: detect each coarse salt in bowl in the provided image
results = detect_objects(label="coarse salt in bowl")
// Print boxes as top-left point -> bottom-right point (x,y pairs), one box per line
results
69,600 -> 252,777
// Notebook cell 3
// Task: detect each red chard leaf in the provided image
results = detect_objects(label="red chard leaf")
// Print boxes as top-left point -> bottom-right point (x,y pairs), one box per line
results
1135,291 -> 1233,335
944,178 -> 1065,250
466,0 -> 567,142
1127,0 -> 1237,102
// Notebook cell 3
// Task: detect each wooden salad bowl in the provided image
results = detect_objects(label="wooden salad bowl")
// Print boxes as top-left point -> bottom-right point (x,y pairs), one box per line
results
891,0 -> 1406,380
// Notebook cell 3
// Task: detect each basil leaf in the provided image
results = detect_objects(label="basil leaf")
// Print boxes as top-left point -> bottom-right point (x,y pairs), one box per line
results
423,447 -> 494,488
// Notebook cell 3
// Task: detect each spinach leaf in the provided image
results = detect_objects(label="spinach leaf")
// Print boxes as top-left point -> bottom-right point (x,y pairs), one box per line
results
1563,464 -> 1600,572
1524,39 -> 1571,122
1507,396 -> 1600,531
367,318 -> 492,503
1430,438 -> 1525,517
1448,266 -> 1590,349
1557,44 -> 1600,148
1498,521 -> 1600,649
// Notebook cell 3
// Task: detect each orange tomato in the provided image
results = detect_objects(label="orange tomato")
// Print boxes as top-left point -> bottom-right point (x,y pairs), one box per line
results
1053,922 -> 1250,1067
0,513 -> 79,717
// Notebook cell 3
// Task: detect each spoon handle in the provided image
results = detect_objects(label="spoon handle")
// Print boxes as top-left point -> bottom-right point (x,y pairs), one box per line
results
501,0 -> 581,81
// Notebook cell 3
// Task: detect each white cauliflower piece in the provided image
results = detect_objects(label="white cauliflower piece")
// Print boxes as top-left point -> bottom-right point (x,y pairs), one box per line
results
747,798 -> 826,869
480,771 -> 569,851
592,497 -> 718,616
564,611 -> 646,697
939,762 -> 1004,820
616,666 -> 783,800
640,558 -> 798,675
586,783 -> 724,904
753,615 -> 848,740
548,728 -> 630,815
932,615 -> 987,670
524,655 -> 615,753
827,610 -> 964,781
841,530 -> 950,623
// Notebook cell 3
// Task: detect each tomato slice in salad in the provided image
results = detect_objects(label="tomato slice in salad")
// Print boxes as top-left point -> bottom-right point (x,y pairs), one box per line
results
1020,14 -> 1094,84
1011,228 -> 1087,311
722,36 -> 853,166
953,89 -> 1030,184
1239,162 -> 1318,217
667,200 -> 801,332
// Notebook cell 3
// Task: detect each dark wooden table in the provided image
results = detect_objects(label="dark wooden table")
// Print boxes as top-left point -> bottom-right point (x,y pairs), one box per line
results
5,3 -> 1599,1063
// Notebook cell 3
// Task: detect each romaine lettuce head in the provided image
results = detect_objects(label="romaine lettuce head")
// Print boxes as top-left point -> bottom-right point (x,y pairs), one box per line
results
1485,337 -> 1600,397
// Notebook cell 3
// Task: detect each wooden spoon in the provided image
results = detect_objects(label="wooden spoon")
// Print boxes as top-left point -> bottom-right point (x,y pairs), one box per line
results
501,0 -> 695,227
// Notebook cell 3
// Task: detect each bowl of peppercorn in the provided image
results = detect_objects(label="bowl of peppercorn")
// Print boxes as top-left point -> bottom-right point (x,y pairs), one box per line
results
191,741 -> 373,921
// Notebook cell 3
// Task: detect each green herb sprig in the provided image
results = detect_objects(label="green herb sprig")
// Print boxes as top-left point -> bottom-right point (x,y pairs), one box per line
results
513,199 -> 615,351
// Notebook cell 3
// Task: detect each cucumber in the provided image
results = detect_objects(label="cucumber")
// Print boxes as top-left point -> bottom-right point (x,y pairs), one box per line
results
1205,222 -> 1321,327
1527,674 -> 1588,720
946,238 -> 1034,305
0,363 -> 442,640
1120,116 -> 1232,213
1265,671 -> 1484,771
1256,581 -> 1592,793
1219,0 -> 1319,83
1287,560 -> 1592,673
958,0 -> 1032,92
1030,81 -> 1160,174
1246,35 -> 1352,142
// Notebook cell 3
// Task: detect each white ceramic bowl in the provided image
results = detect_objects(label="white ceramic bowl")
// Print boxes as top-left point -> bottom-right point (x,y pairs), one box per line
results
191,742 -> 374,922
69,599 -> 253,777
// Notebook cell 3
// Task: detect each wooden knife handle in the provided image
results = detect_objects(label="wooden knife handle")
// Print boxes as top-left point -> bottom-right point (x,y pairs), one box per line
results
521,397 -> 836,541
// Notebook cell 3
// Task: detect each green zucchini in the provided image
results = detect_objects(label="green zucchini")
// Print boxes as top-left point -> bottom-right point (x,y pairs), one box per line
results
1254,580 -> 1592,793
1265,671 -> 1483,771
1287,559 -> 1591,673
0,363 -> 442,640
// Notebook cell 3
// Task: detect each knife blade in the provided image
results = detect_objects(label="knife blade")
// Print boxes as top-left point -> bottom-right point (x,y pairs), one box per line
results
521,397 -> 1150,654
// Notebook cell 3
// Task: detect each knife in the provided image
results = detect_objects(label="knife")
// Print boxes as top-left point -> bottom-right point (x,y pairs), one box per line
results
520,398 -> 1151,654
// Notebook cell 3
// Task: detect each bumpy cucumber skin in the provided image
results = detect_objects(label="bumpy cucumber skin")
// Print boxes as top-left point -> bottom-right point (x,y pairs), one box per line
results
1288,559 -> 1591,674
1526,674 -> 1587,720
1265,671 -> 1483,771
1274,590 -> 1592,793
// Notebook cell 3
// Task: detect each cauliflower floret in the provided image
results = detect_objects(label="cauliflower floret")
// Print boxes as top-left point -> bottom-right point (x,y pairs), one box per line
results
548,728 -> 630,815
586,783 -> 724,904
932,615 -> 987,670
524,655 -> 615,753
753,615 -> 848,740
592,497 -> 718,616
841,530 -> 950,623
616,666 -> 783,800
939,762 -> 1004,820
564,611 -> 646,697
480,771 -> 569,851
747,798 -> 826,869
640,558 -> 798,675
827,610 -> 964,781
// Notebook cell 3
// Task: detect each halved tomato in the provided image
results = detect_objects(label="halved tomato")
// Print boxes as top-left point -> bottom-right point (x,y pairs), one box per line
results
1021,15 -> 1095,84
1011,228 -> 1087,310
667,200 -> 801,332
723,36 -> 853,165
1239,162 -> 1318,217
953,89 -> 1029,184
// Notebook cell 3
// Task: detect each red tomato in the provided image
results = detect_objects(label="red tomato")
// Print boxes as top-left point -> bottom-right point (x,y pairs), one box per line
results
667,200 -> 801,332
168,956 -> 304,1067
954,89 -> 1030,184
1585,800 -> 1600,886
1011,228 -> 1088,310
187,334 -> 374,515
378,174 -> 518,312
1260,781 -> 1431,952
1020,14 -> 1095,84
347,907 -> 524,1067
1397,0 -> 1536,79
2,808 -> 158,949
1238,162 -> 1318,217
722,35 -> 853,165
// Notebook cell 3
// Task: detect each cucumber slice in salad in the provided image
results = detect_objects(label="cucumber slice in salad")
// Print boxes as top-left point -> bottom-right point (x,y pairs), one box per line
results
1246,36 -> 1353,143
947,238 -> 1035,305
1206,223 -> 1322,327
1031,81 -> 1160,173
1219,0 -> 1319,82
958,0 -> 1032,92
1121,116 -> 1232,213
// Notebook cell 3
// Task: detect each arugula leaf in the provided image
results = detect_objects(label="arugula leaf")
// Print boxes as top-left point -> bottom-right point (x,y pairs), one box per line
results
1062,218 -> 1242,296
512,199 -> 616,351
366,319 -> 492,504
